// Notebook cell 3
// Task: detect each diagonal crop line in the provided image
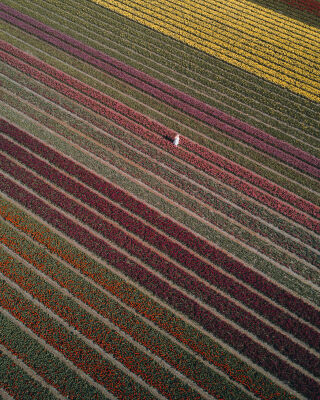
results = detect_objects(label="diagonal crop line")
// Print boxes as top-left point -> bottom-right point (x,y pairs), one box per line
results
1,51 -> 319,230
0,4 -> 320,176
1,40 -> 319,219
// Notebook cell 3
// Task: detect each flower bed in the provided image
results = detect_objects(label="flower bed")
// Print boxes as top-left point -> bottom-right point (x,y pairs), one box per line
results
1,6 -> 319,171
2,39 -> 319,219
1,196 -> 296,400
0,249 -> 204,400
1,51 -> 319,234
1,173 -> 319,400
1,131 -> 320,352
1,120 -> 319,330
0,277 -> 157,400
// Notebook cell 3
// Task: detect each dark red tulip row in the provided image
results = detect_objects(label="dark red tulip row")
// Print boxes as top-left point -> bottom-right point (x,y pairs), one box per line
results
2,132 -> 320,359
1,4 -> 319,179
1,40 -> 318,221
279,0 -> 320,15
0,172 -> 319,399
1,50 -> 319,237
1,119 -> 319,330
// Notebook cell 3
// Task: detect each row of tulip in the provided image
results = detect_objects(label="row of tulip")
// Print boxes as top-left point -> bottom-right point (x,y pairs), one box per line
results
1,176 -> 318,400
2,81 -> 318,267
4,38 -> 319,204
107,0 -> 320,83
135,0 -> 319,75
1,117 -> 319,330
0,270 -> 156,400
89,0 -> 320,100
2,48 -> 319,236
0,227 -> 254,400
0,344 -> 57,400
2,133 -> 319,358
1,6 -> 320,174
196,0 -> 320,41
278,0 -> 320,15
85,0 -> 320,101
0,247 -> 205,400
40,0 -> 320,139
1,196 -> 292,400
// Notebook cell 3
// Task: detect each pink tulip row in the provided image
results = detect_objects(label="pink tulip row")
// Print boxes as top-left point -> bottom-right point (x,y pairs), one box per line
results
1,4 -> 319,178
1,119 -> 319,332
1,171 -> 319,399
2,39 -> 319,221
1,47 -> 319,238
2,131 -> 320,360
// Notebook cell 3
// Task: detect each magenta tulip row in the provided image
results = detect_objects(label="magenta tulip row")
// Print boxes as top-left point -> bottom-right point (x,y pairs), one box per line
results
1,4 -> 319,178
1,119 -> 319,331
2,130 -> 319,359
1,170 -> 319,399
1,49 -> 319,239
2,40 -> 319,221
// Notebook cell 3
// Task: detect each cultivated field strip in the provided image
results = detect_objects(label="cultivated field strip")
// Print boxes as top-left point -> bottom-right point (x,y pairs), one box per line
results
0,196 -> 302,400
1,170 -> 320,398
117,0 -> 320,78
1,46 -> 319,233
1,5 -> 320,180
24,0 -> 320,146
1,145 -> 320,384
87,0 -> 320,101
2,22 -> 320,207
1,96 -> 319,289
276,0 -> 320,16
1,113 -> 320,317
1,0 -> 319,398
2,134 -> 320,362
0,344 -> 63,400
2,85 -> 319,272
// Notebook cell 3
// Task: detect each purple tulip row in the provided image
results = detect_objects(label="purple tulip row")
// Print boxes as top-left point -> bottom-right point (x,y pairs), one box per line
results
0,169 -> 319,399
3,38 -> 318,222
1,4 -> 320,178
1,47 -> 319,240
1,119 -> 319,331
1,131 -> 320,359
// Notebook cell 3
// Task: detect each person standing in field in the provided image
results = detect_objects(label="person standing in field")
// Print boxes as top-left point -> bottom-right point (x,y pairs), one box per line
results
173,134 -> 180,146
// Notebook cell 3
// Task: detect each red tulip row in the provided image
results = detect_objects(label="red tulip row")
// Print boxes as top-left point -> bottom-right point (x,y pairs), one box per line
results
279,0 -> 320,15
1,230 -> 253,400
1,75 -> 318,262
1,201 -> 291,400
1,173 -> 319,399
2,39 -> 319,220
0,273 -> 157,400
0,341 -> 58,400
2,126 -> 320,346
1,6 -> 319,178
1,49 -> 319,236
1,119 -> 319,331
0,249 -> 203,400
2,134 -> 320,362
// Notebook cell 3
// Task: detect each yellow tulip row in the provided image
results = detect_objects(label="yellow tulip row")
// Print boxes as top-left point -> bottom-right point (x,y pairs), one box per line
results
112,0 -> 320,87
189,0 -> 320,42
89,0 -> 320,102
164,0 -> 320,57
144,0 -> 319,79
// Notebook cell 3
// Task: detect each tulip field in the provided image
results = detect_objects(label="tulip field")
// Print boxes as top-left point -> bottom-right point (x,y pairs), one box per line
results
0,0 -> 319,399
